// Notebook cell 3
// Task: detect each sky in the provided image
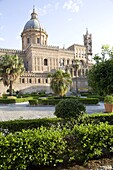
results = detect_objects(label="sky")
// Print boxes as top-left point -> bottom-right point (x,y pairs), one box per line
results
0,0 -> 113,55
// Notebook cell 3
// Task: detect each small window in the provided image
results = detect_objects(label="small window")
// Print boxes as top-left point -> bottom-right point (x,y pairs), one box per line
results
37,38 -> 40,44
44,59 -> 48,66
38,79 -> 40,83
29,79 -> 32,83
27,38 -> 30,44
46,79 -> 48,83
67,59 -> 69,65
22,78 -> 25,83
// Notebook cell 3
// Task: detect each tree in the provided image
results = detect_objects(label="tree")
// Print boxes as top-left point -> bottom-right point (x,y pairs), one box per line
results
0,54 -> 25,96
87,45 -> 113,95
48,70 -> 72,97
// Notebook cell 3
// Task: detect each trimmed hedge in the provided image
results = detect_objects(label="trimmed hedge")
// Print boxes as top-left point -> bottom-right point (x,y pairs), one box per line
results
0,118 -> 64,134
39,97 -> 99,105
0,97 -> 33,104
29,99 -> 38,105
2,113 -> 113,135
2,112 -> 113,135
0,99 -> 16,104
1,123 -> 113,169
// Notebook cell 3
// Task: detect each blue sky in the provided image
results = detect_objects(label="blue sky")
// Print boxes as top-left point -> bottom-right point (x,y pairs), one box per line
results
0,0 -> 113,55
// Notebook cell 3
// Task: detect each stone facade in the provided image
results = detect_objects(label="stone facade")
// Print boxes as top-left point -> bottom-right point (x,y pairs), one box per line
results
0,8 -> 93,94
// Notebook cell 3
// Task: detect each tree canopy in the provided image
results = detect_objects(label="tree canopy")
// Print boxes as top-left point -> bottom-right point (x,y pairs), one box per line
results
88,45 -> 113,95
48,70 -> 72,97
0,54 -> 25,95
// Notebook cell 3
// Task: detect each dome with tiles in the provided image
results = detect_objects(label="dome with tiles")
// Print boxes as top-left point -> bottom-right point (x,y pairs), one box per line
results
24,8 -> 41,31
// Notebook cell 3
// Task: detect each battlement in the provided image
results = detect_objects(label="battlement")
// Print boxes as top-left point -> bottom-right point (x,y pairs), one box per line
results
0,48 -> 24,54
21,71 -> 48,77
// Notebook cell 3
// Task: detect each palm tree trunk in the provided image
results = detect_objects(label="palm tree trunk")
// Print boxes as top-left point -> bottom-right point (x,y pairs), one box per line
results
9,81 -> 13,96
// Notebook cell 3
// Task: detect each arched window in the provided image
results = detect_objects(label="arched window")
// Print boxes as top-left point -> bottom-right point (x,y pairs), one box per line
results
27,38 -> 30,44
46,79 -> 48,83
67,59 -> 69,65
44,59 -> 48,66
38,79 -> 40,83
37,38 -> 40,44
22,78 -> 25,83
29,79 -> 32,83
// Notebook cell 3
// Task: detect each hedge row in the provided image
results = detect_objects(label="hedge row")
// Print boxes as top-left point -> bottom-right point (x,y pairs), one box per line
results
1,113 -> 113,134
29,97 -> 99,106
1,123 -> 113,169
0,97 -> 33,104
0,118 -> 63,134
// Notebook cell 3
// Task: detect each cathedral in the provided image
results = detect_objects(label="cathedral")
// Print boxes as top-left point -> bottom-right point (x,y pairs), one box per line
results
0,7 -> 93,94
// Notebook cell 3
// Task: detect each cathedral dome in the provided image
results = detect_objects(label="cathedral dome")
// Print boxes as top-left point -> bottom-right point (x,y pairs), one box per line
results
24,8 -> 41,31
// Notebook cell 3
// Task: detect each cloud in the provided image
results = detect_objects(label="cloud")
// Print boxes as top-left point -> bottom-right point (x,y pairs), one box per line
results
68,17 -> 72,21
0,37 -> 4,41
0,25 -> 4,30
38,2 -> 60,16
38,3 -> 52,16
63,0 -> 82,13
55,2 -> 60,10
0,12 -> 2,16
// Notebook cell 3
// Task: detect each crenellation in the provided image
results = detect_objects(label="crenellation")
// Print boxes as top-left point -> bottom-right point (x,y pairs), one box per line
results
0,48 -> 24,54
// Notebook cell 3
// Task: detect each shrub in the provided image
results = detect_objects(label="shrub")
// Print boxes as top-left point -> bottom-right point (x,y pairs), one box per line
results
54,99 -> 86,119
7,96 -> 17,99
104,95 -> 113,104
0,98 -> 16,104
16,97 -> 33,103
29,99 -> 38,105
39,97 -> 99,105
0,127 -> 67,169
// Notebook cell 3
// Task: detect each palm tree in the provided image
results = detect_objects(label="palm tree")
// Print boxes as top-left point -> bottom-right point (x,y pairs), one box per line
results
0,54 -> 25,96
48,70 -> 72,97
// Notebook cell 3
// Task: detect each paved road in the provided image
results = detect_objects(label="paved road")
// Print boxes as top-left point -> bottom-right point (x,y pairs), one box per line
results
0,102 -> 105,121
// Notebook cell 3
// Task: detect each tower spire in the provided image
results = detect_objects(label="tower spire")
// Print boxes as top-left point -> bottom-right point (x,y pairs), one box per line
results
86,27 -> 88,35
33,5 -> 35,13
31,5 -> 37,19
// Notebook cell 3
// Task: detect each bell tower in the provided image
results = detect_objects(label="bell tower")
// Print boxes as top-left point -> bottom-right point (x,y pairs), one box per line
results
83,28 -> 92,55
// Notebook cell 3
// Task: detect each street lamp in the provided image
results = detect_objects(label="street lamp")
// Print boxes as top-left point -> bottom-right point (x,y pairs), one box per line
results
71,59 -> 80,96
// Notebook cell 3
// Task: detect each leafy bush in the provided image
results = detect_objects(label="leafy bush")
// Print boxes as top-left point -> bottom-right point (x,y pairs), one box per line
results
79,98 -> 99,104
16,97 -> 33,103
0,127 -> 67,169
1,123 -> 113,169
65,123 -> 113,163
0,98 -> 16,104
104,95 -> 113,104
39,97 -> 99,105
29,99 -> 38,105
7,96 -> 17,99
54,99 -> 86,119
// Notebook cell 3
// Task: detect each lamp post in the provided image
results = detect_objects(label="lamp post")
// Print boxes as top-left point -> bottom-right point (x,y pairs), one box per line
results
71,59 -> 80,96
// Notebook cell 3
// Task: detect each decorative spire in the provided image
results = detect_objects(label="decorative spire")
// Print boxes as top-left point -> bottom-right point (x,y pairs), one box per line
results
86,27 -> 88,35
31,6 -> 38,19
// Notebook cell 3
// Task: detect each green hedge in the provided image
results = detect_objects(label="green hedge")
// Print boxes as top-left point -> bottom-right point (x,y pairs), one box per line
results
29,99 -> 38,105
2,113 -> 113,135
0,118 -> 64,134
0,99 -> 16,104
16,97 -> 33,103
87,94 -> 104,101
1,123 -> 113,169
0,127 -> 67,169
39,97 -> 99,105
0,97 -> 33,104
